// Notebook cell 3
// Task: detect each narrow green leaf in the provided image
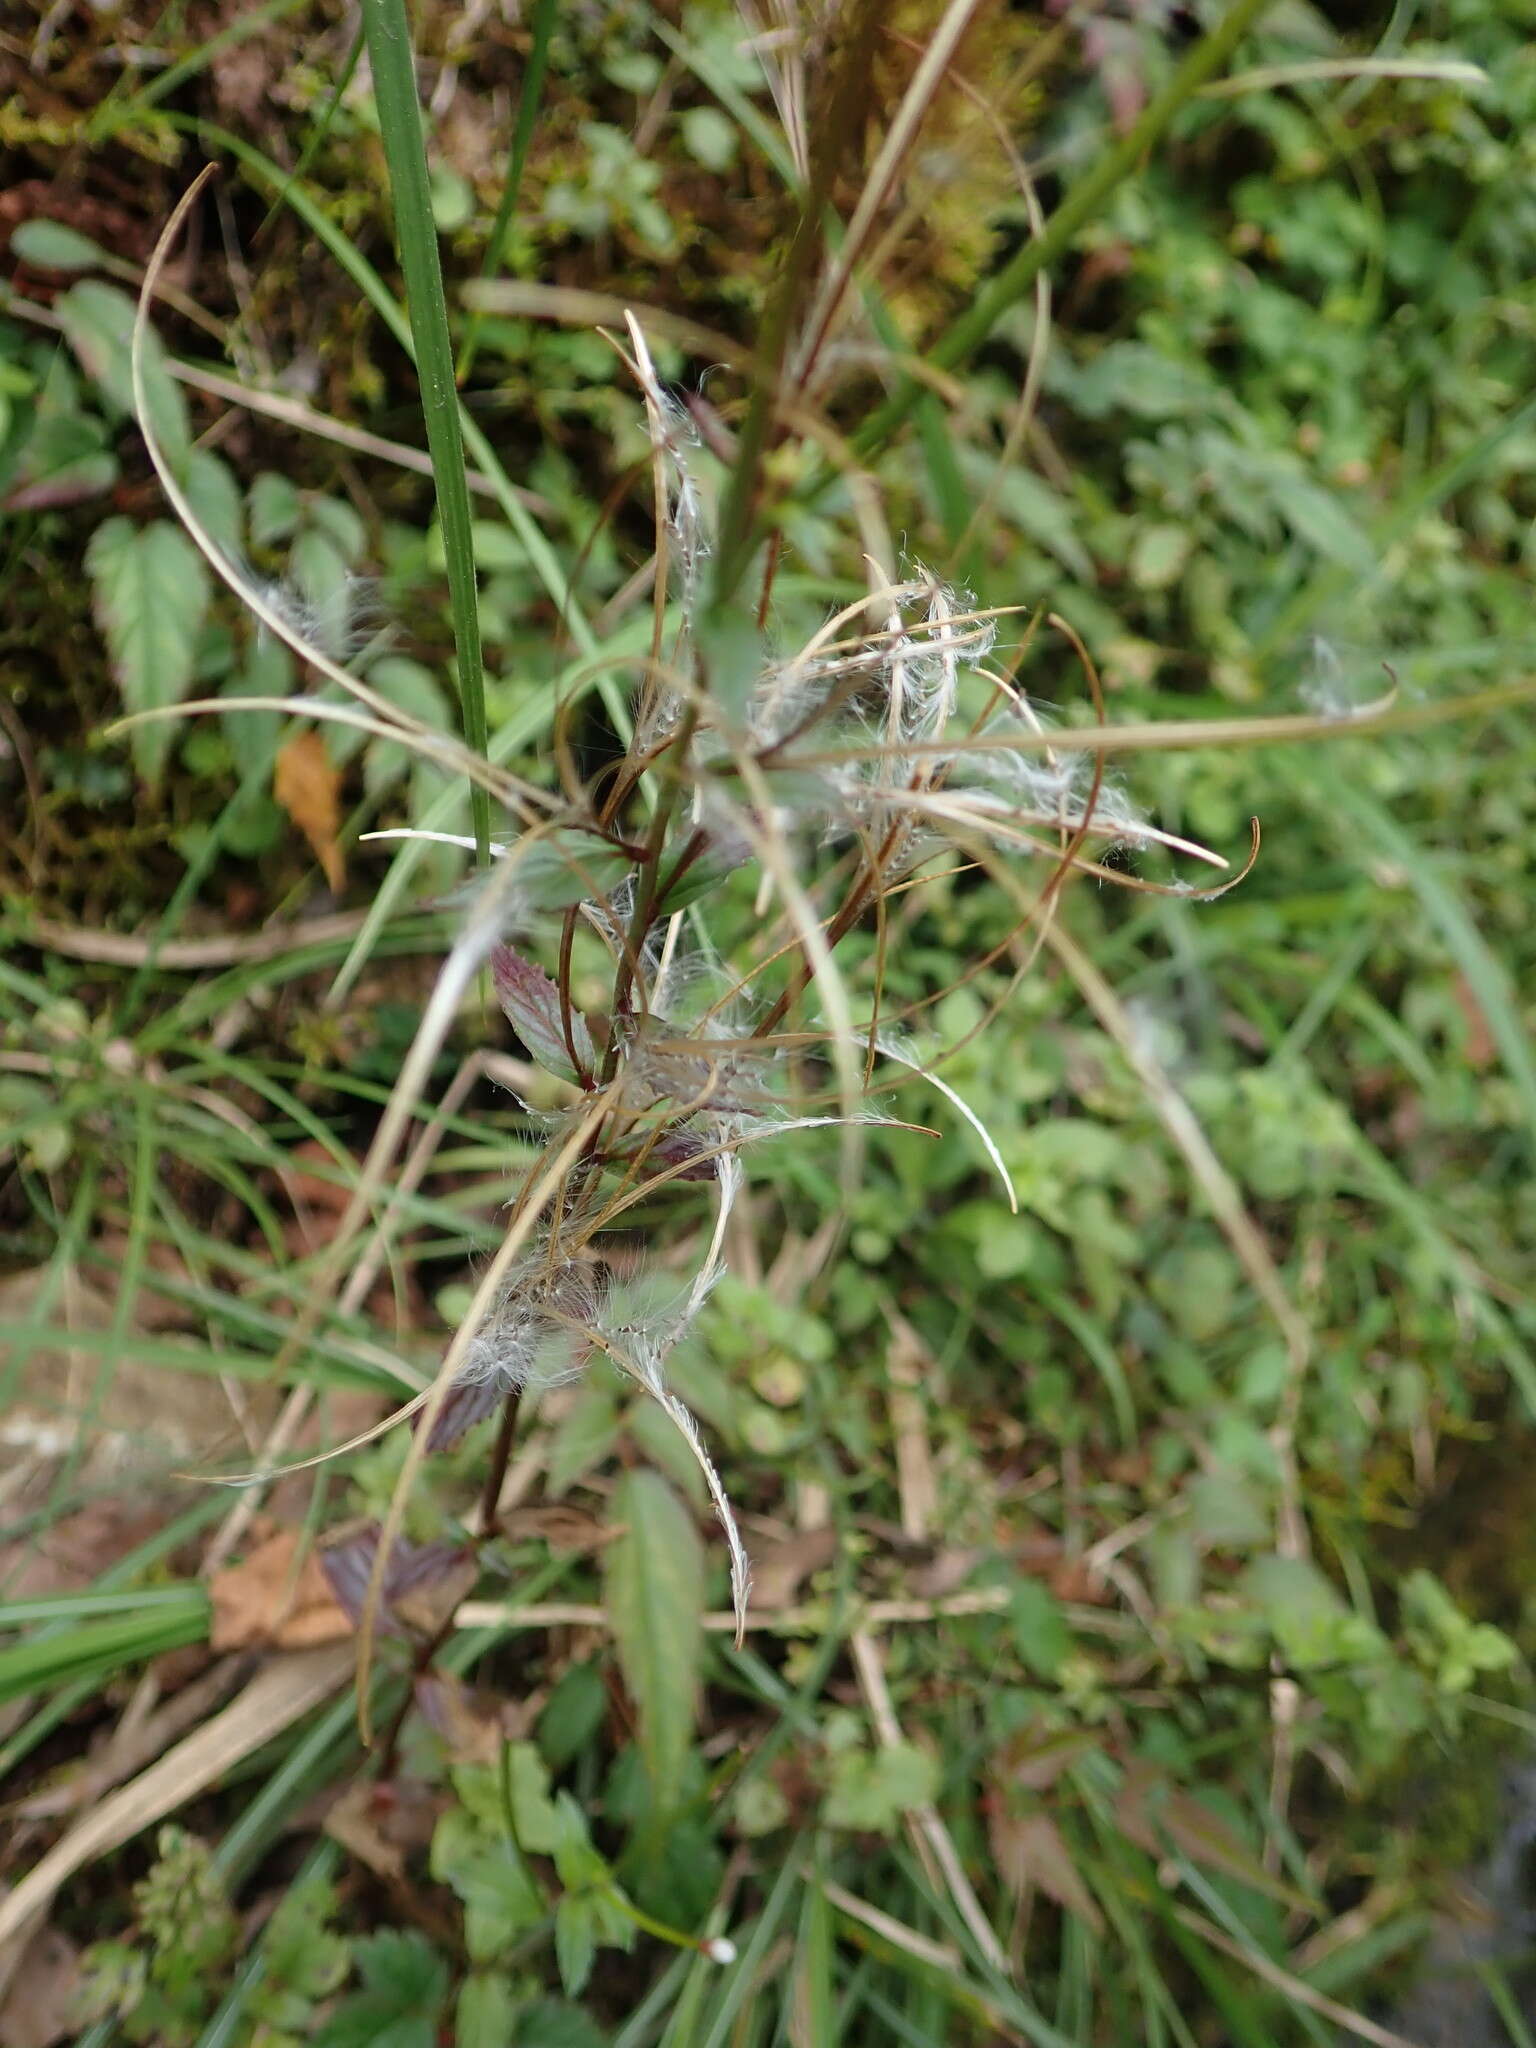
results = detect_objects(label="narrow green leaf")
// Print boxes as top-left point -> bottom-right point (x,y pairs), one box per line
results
603,1469 -> 704,1808
360,0 -> 490,863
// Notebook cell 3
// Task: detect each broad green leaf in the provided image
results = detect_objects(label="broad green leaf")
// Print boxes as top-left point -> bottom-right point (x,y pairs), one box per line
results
1129,519 -> 1193,590
824,1740 -> 939,1833
1186,1468 -> 1271,1548
10,218 -> 109,272
248,470 -> 303,545
455,1971 -> 518,2048
183,447 -> 244,560
364,653 -> 453,794
602,1469 -> 703,1808
1149,1241 -> 1237,1343
543,1380 -> 621,1497
3,356 -> 116,509
290,525 -> 355,656
311,1930 -> 447,2048
554,1894 -> 597,1996
56,279 -> 190,472
514,830 -> 632,912
1069,341 -> 1216,420
86,517 -> 211,789
627,1396 -> 708,1509
1010,1579 -> 1070,1677
696,603 -> 767,727
537,1662 -> 607,1771
680,105 -> 738,171
988,464 -> 1095,580
220,631 -> 289,763
508,1740 -> 569,1855
1268,470 -> 1374,574
511,1999 -> 608,2048
1237,1554 -> 1388,1668
251,1876 -> 350,2035
429,1808 -> 544,1963
306,492 -> 368,563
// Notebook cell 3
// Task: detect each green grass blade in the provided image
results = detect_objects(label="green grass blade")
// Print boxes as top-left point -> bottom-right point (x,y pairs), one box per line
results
0,1597 -> 210,1707
360,0 -> 491,865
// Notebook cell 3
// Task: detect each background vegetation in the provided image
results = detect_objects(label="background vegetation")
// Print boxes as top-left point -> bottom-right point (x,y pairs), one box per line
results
1,1 -> 1534,2043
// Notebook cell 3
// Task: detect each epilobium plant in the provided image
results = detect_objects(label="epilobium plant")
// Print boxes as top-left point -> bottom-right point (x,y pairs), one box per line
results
124,181 -> 1235,1730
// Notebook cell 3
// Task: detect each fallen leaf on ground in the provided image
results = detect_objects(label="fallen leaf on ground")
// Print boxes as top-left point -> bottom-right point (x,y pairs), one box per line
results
273,730 -> 345,892
498,1505 -> 618,1555
986,1808 -> 1103,1934
209,1529 -> 350,1651
415,1672 -> 536,1765
747,1526 -> 838,1610
1115,1758 -> 1309,1908
0,1924 -> 80,2048
323,1779 -> 442,1884
318,1524 -> 478,1640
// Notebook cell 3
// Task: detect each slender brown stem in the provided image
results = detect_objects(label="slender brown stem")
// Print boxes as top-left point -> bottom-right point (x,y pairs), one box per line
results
557,905 -> 590,1085
478,1383 -> 524,1535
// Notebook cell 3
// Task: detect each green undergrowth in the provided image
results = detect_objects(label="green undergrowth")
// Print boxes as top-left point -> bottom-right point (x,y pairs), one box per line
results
3,1 -> 1536,2044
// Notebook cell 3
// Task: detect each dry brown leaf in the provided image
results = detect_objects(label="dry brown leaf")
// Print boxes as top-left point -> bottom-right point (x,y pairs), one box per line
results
497,1504 -> 619,1555
273,731 -> 345,892
747,1526 -> 838,1611
987,1807 -> 1104,1934
907,1546 -> 985,1601
1116,1758 -> 1309,1909
325,1780 -> 412,1884
391,1550 -> 481,1638
998,1722 -> 1100,1793
414,1672 -> 535,1766
0,1925 -> 80,2048
209,1529 -> 350,1651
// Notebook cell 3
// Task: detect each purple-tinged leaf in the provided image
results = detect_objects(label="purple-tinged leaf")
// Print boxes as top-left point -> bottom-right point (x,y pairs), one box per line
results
491,943 -> 595,1081
421,1375 -> 506,1453
319,1523 -> 477,1638
615,1123 -> 718,1183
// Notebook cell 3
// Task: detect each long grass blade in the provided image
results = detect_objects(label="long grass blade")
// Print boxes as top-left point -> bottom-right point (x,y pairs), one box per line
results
360,0 -> 491,864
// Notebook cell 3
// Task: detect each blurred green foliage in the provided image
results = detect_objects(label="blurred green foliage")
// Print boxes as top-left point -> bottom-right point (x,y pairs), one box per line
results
3,1 -> 1536,2043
